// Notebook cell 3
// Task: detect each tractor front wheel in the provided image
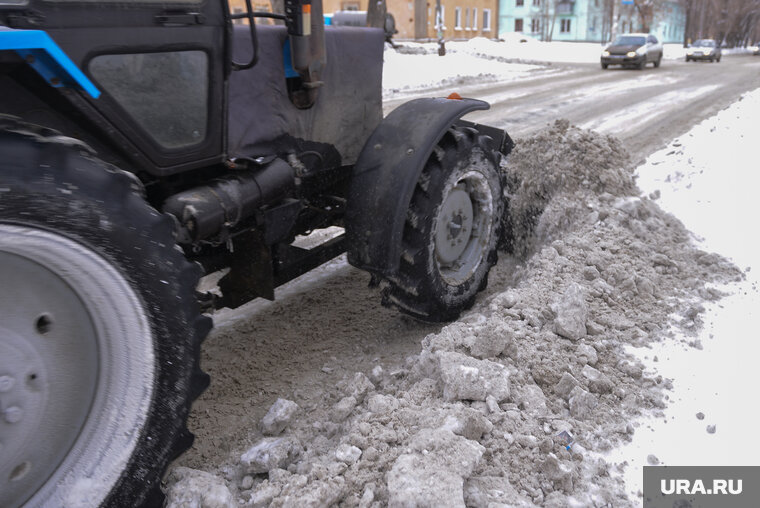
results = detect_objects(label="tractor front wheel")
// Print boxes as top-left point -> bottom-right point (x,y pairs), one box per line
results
0,119 -> 209,508
383,126 -> 504,321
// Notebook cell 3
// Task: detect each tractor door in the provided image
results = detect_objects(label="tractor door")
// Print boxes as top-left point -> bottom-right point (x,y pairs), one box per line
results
6,0 -> 228,174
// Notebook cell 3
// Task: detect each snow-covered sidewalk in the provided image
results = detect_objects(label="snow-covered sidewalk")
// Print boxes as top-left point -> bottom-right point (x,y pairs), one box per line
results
382,46 -> 551,98
608,86 -> 760,497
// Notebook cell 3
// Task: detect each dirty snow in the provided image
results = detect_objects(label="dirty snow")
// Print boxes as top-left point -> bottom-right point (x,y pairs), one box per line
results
166,85 -> 758,505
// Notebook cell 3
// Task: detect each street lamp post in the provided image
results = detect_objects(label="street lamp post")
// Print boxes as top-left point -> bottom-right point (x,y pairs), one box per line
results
436,0 -> 446,55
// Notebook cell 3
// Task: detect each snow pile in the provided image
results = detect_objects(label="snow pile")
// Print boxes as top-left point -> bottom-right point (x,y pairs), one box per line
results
382,47 -> 542,98
457,37 -> 605,64
166,120 -> 742,507
505,119 -> 636,256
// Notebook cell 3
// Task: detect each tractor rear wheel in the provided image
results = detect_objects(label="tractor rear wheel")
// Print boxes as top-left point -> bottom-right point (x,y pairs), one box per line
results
0,119 -> 209,508
383,126 -> 504,321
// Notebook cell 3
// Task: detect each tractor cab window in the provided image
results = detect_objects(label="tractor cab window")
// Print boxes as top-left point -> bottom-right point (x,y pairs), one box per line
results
89,51 -> 209,149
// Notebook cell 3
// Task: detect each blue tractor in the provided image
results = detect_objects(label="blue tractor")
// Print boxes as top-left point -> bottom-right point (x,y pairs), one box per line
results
0,1 -> 513,505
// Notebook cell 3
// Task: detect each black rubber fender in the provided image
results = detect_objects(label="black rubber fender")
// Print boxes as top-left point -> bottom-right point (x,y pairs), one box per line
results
346,97 -> 507,277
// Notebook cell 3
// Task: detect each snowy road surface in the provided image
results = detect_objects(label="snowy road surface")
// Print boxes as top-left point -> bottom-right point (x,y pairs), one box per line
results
385,53 -> 760,163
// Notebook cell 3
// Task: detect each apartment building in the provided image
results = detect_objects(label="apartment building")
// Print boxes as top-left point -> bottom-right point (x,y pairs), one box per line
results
227,0 -> 500,41
498,0 -> 684,43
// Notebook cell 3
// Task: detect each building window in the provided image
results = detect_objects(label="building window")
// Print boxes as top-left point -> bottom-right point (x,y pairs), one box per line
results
515,18 -> 523,31
483,8 -> 491,31
560,18 -> 571,33
465,7 -> 470,29
531,18 -> 540,33
472,7 -> 478,29
533,0 -> 540,6
516,0 -> 524,6
455,7 -> 462,29
556,1 -> 572,14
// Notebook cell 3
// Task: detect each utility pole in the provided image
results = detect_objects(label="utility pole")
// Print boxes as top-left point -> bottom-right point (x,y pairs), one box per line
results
367,0 -> 387,29
436,0 -> 446,55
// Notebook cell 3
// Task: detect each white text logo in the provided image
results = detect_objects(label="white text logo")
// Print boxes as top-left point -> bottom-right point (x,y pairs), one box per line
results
660,479 -> 743,495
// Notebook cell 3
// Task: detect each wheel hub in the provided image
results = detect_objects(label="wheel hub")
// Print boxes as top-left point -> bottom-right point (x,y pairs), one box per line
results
0,224 -> 154,508
433,171 -> 495,286
0,331 -> 46,485
436,186 -> 474,265
448,213 -> 466,239
0,248 -> 99,507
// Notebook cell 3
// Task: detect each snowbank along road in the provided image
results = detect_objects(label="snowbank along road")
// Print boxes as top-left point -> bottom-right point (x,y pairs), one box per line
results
168,53 -> 758,507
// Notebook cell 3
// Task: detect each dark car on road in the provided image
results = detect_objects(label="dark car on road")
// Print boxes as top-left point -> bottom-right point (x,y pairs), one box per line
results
601,33 -> 663,69
686,39 -> 722,62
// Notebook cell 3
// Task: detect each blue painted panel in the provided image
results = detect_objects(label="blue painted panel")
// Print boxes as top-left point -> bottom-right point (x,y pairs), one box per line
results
0,28 -> 100,98
282,38 -> 299,78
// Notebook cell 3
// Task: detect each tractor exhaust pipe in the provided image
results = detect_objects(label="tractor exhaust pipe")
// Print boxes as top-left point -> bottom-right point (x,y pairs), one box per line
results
162,158 -> 295,243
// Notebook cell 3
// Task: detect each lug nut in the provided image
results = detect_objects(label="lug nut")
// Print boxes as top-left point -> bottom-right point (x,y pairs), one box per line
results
0,376 -> 14,392
4,406 -> 23,423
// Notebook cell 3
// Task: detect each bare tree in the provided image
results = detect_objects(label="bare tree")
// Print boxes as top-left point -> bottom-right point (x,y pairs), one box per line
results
682,0 -> 760,46
633,0 -> 658,32
539,0 -> 558,41
601,0 -> 616,41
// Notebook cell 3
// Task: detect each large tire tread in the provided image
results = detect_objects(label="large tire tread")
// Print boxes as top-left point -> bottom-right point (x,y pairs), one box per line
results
0,116 -> 209,508
382,126 -> 503,322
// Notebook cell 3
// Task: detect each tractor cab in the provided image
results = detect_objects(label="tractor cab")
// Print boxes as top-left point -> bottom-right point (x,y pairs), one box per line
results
0,0 -> 379,175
